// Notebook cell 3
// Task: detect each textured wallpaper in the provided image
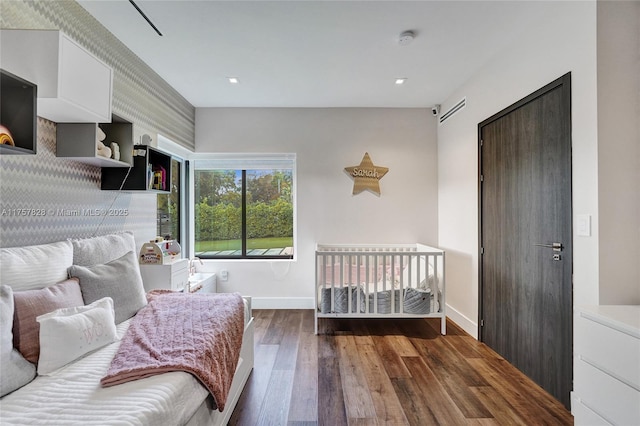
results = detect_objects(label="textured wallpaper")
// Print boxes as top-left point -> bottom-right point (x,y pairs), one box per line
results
0,118 -> 157,248
0,0 -> 191,248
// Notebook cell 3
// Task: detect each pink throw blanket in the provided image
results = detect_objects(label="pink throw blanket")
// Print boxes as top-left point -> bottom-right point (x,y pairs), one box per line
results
101,291 -> 245,411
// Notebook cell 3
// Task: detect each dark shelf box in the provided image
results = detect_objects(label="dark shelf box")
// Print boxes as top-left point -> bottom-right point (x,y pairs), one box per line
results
0,69 -> 37,155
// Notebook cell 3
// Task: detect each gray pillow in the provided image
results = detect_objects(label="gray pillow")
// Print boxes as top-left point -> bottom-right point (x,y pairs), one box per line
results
69,251 -> 147,324
403,287 -> 431,314
0,285 -> 36,397
71,232 -> 136,266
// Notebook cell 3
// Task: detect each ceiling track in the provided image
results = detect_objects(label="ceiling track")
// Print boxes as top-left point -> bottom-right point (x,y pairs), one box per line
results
129,0 -> 163,36
439,97 -> 466,125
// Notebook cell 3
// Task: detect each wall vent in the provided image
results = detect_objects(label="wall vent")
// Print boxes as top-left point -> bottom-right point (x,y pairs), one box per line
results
439,97 -> 466,125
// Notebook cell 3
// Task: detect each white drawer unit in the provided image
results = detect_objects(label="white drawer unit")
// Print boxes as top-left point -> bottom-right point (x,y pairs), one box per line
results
139,259 -> 189,293
572,305 -> 640,425
187,273 -> 217,294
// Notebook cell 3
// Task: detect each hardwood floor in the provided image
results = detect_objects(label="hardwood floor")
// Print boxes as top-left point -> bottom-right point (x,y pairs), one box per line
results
229,310 -> 573,425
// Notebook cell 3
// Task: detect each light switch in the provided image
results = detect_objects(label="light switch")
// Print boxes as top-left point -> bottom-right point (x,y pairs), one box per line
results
577,214 -> 591,237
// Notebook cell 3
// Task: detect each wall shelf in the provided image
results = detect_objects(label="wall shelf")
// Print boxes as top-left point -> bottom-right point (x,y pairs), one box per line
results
0,69 -> 37,155
57,114 -> 133,167
0,29 -> 112,123
101,144 -> 171,192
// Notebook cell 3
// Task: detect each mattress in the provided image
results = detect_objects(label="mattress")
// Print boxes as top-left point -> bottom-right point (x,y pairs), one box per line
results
0,298 -> 252,426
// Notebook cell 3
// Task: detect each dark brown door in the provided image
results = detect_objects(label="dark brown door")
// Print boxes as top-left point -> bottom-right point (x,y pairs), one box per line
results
479,73 -> 572,408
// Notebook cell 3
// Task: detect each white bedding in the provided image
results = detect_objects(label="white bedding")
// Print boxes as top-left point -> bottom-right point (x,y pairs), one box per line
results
0,299 -> 252,426
0,319 -> 205,425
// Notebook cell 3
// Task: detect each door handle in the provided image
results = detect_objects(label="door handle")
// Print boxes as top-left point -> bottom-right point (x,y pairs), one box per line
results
533,242 -> 563,252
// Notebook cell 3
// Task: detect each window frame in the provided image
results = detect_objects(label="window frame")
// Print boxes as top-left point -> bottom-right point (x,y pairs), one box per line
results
193,154 -> 296,261
156,135 -> 192,257
156,156 -> 185,245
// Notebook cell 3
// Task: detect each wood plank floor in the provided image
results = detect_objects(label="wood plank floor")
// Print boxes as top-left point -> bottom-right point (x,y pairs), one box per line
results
229,310 -> 573,425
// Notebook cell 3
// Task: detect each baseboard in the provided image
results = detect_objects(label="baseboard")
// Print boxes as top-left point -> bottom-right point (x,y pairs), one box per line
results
445,303 -> 478,339
252,297 -> 315,309
251,298 -> 479,338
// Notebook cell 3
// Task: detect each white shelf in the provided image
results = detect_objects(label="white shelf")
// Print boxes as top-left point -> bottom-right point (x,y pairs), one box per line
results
56,117 -> 133,167
67,156 -> 131,168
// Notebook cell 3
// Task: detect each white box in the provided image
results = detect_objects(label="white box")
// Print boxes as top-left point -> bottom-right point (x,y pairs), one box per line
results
139,259 -> 189,292
1,29 -> 113,123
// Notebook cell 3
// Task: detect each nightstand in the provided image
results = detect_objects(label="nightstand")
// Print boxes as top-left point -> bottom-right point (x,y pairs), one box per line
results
139,259 -> 189,292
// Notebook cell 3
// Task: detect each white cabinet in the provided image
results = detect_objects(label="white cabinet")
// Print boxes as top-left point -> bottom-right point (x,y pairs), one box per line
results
0,29 -> 112,123
139,259 -> 189,293
572,305 -> 640,425
188,273 -> 217,294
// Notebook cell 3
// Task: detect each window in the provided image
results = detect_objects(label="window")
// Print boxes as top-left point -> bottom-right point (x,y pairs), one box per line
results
157,157 -> 183,245
194,155 -> 295,259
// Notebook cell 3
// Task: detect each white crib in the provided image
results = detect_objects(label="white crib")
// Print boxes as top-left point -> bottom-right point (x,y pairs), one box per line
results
315,243 -> 446,335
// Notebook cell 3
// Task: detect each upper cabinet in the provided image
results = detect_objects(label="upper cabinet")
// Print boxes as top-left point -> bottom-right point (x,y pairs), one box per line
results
0,29 -> 113,123
0,69 -> 37,155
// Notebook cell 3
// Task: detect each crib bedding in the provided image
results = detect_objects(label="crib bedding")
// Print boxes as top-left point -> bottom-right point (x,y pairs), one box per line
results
0,299 -> 253,425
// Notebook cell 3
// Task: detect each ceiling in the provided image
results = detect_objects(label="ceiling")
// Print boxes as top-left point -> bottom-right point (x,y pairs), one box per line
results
77,1 -> 557,109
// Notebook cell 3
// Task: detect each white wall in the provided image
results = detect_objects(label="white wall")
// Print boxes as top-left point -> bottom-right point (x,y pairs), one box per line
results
437,1 -> 599,336
596,0 -> 640,304
194,108 -> 438,307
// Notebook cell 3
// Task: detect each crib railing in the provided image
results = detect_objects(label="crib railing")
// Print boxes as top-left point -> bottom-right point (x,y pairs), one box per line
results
315,243 -> 445,334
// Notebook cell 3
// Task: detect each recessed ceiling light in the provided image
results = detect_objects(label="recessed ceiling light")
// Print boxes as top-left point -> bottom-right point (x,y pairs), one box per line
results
395,78 -> 407,85
227,77 -> 239,84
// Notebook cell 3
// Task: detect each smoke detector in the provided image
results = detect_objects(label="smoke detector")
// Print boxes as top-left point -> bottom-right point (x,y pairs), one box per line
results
398,30 -> 415,46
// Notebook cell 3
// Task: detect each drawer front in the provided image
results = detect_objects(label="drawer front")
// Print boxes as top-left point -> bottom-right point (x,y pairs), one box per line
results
171,269 -> 189,291
571,393 -> 611,426
574,358 -> 640,425
575,311 -> 640,389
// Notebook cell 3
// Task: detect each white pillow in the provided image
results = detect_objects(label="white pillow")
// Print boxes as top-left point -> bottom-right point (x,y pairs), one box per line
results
36,297 -> 118,375
0,241 -> 73,291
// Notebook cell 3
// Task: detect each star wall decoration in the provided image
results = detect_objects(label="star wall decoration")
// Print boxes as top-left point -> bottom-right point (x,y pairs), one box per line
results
344,152 -> 389,196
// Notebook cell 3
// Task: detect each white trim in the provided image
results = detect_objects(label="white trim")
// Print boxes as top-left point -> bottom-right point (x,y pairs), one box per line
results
157,134 -> 195,159
251,297 -> 314,309
194,153 -> 296,170
445,303 -> 478,338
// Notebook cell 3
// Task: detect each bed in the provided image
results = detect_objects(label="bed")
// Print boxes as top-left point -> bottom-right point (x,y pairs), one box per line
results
315,243 -> 445,335
0,232 -> 254,425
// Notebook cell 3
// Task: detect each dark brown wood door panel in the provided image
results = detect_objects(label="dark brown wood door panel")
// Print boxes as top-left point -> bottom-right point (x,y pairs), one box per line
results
479,73 -> 572,408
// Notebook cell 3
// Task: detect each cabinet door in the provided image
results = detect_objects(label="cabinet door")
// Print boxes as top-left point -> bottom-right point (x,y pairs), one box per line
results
57,35 -> 112,122
0,29 -> 112,123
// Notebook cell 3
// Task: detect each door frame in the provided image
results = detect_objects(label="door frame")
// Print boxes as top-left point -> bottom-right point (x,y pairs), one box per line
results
477,73 -> 573,343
